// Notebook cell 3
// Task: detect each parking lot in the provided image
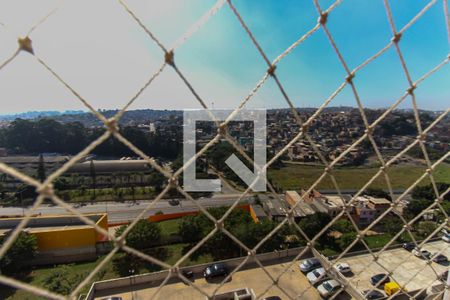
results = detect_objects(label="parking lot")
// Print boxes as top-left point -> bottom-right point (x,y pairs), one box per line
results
93,241 -> 447,300
340,240 -> 449,295
95,262 -> 322,300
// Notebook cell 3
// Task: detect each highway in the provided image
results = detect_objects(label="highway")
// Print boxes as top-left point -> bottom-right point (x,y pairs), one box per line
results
0,186 -> 410,223
0,193 -> 255,223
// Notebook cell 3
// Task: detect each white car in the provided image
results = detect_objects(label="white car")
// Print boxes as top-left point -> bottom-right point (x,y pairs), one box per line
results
317,279 -> 342,298
442,233 -> 450,243
334,263 -> 351,274
412,248 -> 432,259
306,267 -> 329,285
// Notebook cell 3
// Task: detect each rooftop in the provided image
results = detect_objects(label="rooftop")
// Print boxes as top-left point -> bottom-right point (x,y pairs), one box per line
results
0,213 -> 106,236
367,197 -> 391,205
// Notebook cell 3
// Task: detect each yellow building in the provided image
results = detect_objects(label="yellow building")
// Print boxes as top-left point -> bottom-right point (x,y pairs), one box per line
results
0,213 -> 108,264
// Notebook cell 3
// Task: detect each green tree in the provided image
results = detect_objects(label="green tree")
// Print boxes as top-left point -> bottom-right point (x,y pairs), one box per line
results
338,232 -> 357,250
178,215 -> 203,243
416,221 -> 438,239
412,183 -> 449,201
364,188 -> 391,201
54,177 -> 69,191
298,213 -> 334,247
90,160 -> 96,200
235,221 -> 286,253
405,199 -> 433,219
331,219 -> 355,233
380,216 -> 403,235
0,232 -> 37,274
148,170 -> 167,192
115,219 -> 161,250
298,213 -> 332,240
436,201 -> 450,221
43,265 -> 86,295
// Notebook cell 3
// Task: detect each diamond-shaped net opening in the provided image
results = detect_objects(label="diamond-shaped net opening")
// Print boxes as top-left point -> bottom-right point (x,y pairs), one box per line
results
0,0 -> 449,299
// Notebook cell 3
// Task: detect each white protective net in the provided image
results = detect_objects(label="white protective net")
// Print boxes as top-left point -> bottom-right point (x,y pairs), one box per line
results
0,0 -> 449,299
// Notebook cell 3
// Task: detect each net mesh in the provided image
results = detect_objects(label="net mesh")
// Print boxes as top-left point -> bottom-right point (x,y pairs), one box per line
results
0,0 -> 449,299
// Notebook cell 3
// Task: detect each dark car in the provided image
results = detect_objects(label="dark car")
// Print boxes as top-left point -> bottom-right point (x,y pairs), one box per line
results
168,199 -> 180,206
432,254 -> 448,264
363,290 -> 385,300
402,242 -> 415,251
299,258 -> 322,273
370,274 -> 390,287
203,263 -> 228,279
439,270 -> 448,282
182,270 -> 194,279
263,297 -> 282,300
101,297 -> 123,300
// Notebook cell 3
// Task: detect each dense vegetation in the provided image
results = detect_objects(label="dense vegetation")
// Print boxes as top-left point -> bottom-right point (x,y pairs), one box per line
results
0,232 -> 37,274
0,118 -> 182,159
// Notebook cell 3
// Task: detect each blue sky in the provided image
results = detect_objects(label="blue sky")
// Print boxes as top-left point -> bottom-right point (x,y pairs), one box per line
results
0,0 -> 448,113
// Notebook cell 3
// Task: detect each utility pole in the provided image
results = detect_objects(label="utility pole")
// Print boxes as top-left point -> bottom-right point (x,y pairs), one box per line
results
20,190 -> 24,217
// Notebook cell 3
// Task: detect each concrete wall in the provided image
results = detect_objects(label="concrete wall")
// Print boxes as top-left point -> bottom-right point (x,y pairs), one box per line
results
30,246 -> 97,265
35,227 -> 96,250
0,214 -> 102,229
85,238 -> 443,300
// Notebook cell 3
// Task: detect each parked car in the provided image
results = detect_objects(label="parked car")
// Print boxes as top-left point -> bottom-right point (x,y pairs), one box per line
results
306,267 -> 329,285
299,258 -> 321,273
203,263 -> 228,279
317,279 -> 342,298
402,242 -> 415,251
101,297 -> 122,300
442,233 -> 450,243
182,270 -> 194,279
363,290 -> 385,300
370,273 -> 390,288
263,297 -> 282,300
432,254 -> 448,264
334,263 -> 351,274
412,248 -> 431,259
439,270 -> 448,282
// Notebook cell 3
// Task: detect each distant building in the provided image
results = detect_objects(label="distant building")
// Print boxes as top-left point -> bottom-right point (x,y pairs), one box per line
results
299,189 -> 349,218
0,155 -> 70,173
262,198 -> 287,222
366,197 -> 391,217
149,122 -> 156,133
67,159 -> 153,174
285,191 -> 315,221
352,196 -> 377,226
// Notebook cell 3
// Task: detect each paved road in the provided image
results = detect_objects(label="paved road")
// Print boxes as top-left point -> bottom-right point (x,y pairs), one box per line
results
0,193 -> 255,223
0,187 -> 410,223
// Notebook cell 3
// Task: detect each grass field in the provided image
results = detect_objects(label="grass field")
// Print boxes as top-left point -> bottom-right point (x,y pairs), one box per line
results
159,219 -> 181,237
0,242 -> 212,300
268,163 -> 450,191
